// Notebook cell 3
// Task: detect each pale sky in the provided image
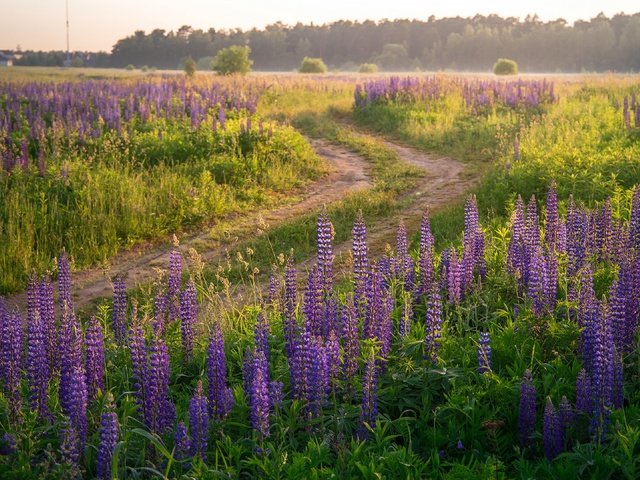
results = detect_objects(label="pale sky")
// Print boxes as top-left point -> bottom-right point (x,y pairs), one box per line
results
1,0 -> 638,52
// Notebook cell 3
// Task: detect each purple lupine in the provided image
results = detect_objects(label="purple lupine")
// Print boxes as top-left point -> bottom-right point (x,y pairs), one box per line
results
153,291 -> 167,337
578,266 -> 598,369
146,335 -> 175,433
283,256 -> 298,360
303,265 -> 323,338
37,278 -> 57,375
353,211 -> 370,314
394,221 -> 413,284
446,249 -> 462,304
85,316 -> 105,400
629,186 -> 640,250
167,249 -> 182,322
58,252 -> 73,312
341,296 -> 360,380
576,369 -> 592,416
591,303 -> 615,439
462,195 -> 485,290
567,197 -> 587,277
189,380 -> 209,460
254,312 -> 269,361
27,302 -> 50,419
60,420 -> 80,466
62,325 -> 88,444
128,318 -> 148,418
306,336 -> 329,419
558,395 -> 574,447
0,433 -> 16,456
269,381 -> 284,408
545,181 -> 560,251
249,350 -> 270,438
268,274 -> 280,308
174,422 -> 191,460
357,353 -> 379,441
477,332 -> 492,374
325,329 -> 341,388
317,212 -> 334,295
96,395 -> 119,480
207,321 -> 233,420
112,277 -> 127,344
398,291 -> 412,338
527,247 -> 545,317
518,370 -> 536,448
507,196 -> 526,278
595,200 -> 613,262
418,211 -> 435,297
1,308 -> 23,417
179,280 -> 198,360
543,397 -> 561,460
543,248 -> 558,314
424,287 -> 442,363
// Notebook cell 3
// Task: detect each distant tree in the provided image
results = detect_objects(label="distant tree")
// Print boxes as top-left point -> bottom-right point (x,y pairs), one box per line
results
374,44 -> 411,71
359,63 -> 379,73
183,55 -> 196,76
196,56 -> 214,70
125,64 -> 135,70
493,58 -> 518,75
212,45 -> 252,75
299,56 -> 327,73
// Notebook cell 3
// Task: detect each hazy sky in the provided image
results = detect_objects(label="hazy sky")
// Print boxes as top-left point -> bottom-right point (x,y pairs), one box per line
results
1,0 -> 638,52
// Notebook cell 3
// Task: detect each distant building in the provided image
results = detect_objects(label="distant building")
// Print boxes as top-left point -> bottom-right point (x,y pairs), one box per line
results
0,52 -> 14,67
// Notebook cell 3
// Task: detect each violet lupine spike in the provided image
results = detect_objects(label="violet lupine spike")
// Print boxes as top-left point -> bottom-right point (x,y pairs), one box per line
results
446,249 -> 462,304
58,252 -> 73,313
545,181 -> 560,251
283,256 -> 298,360
167,249 -> 182,322
543,397 -> 561,460
153,291 -> 167,337
316,212 -> 334,295
189,380 -> 209,460
36,278 -> 57,376
27,307 -> 50,420
60,420 -> 81,467
527,247 -> 545,317
96,396 -> 119,480
128,318 -> 148,418
576,369 -> 592,416
525,195 -> 541,252
254,312 -> 270,362
518,370 -> 536,448
353,211 -> 370,314
364,267 -> 385,340
207,321 -> 233,420
462,195 -> 484,290
399,291 -> 413,338
507,195 -> 526,276
269,381 -> 284,409
357,353 -> 379,441
147,335 -> 175,433
303,265 -> 323,338
424,287 -> 442,364
174,422 -> 191,460
630,186 -> 640,251
543,249 -> 558,314
578,266 -> 597,369
85,316 -> 105,400
1,308 -> 23,417
63,326 -> 88,444
395,221 -> 410,282
558,395 -> 574,447
249,350 -> 270,438
596,200 -> 613,262
112,277 -> 127,344
325,329 -> 341,388
306,336 -> 329,419
268,274 -> 280,308
418,211 -> 435,297
591,303 -> 615,439
179,280 -> 198,360
567,197 -> 587,277
341,296 -> 360,380
477,332 -> 492,374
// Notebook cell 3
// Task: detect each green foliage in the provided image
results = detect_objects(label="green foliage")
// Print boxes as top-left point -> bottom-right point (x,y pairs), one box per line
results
299,57 -> 327,73
212,45 -> 253,75
359,63 -> 379,73
125,64 -> 135,70
182,55 -> 196,77
493,58 -> 518,75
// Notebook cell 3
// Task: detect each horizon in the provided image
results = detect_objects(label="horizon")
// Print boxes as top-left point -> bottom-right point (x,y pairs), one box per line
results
1,0 -> 639,52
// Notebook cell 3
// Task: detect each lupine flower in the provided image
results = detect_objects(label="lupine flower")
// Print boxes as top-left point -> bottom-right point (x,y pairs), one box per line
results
61,325 -> 88,444
60,420 -> 80,466
249,350 -> 270,438
317,212 -> 334,295
254,312 -> 269,361
37,278 -> 57,375
477,332 -> 492,374
112,277 -> 127,343
306,336 -> 329,419
418,211 -> 435,297
424,287 -> 442,363
128,318 -> 148,417
174,422 -> 191,460
558,395 -> 574,447
341,296 -> 359,380
146,335 -> 176,433
96,395 -> 119,480
189,380 -> 209,460
357,353 -> 378,441
27,305 -> 50,419
394,221 -> 414,285
283,256 -> 298,360
629,187 -> 640,250
0,433 -> 16,456
85,316 -> 105,400
325,329 -> 341,387
303,265 -> 323,338
543,249 -> 558,313
398,290 -> 412,338
353,211 -> 370,314
545,181 -> 559,251
527,247 -> 545,317
269,381 -> 284,408
462,195 -> 485,290
1,308 -> 22,417
179,280 -> 198,360
446,249 -> 462,304
153,291 -> 167,337
268,274 -> 280,308
58,252 -> 73,312
543,397 -> 561,460
167,249 -> 182,321
576,369 -> 592,416
207,321 -> 233,420
518,370 -> 536,448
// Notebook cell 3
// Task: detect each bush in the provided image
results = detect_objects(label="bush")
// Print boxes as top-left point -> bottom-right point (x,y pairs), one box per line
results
299,57 -> 327,73
493,58 -> 518,75
359,63 -> 379,73
125,64 -> 135,71
212,46 -> 253,75
183,56 -> 196,77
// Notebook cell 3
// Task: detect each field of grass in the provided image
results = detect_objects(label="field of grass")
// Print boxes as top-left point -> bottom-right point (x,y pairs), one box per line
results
1,68 -> 640,479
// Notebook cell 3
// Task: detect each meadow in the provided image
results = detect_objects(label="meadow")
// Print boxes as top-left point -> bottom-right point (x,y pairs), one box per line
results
0,68 -> 640,479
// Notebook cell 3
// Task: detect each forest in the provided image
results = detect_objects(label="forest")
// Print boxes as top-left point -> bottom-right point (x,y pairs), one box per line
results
12,12 -> 640,72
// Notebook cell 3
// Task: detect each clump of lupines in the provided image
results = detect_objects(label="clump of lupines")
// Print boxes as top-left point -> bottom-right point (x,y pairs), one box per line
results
60,322 -> 88,444
543,397 -> 561,460
27,285 -> 50,419
167,249 -> 183,322
417,211 -> 435,297
207,321 -> 233,420
518,370 -> 536,448
317,212 -> 334,296
189,380 -> 209,459
60,419 -> 81,467
58,252 -> 73,312
111,277 -> 127,344
37,278 -> 58,375
0,306 -> 23,417
174,422 -> 191,460
477,332 -> 492,374
462,195 -> 486,290
85,316 -> 105,400
179,279 -> 198,360
96,395 -> 119,480
352,211 -> 370,315
247,350 -> 271,438
341,296 -> 360,380
424,287 -> 442,363
283,256 -> 298,360
358,352 -> 379,441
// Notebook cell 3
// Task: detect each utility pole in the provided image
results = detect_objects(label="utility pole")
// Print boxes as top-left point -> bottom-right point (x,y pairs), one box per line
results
65,0 -> 71,66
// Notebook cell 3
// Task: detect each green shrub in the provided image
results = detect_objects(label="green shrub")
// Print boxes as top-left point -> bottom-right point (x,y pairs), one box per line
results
125,64 -> 135,71
182,56 -> 196,77
299,57 -> 327,73
212,45 -> 253,75
359,63 -> 379,73
493,58 -> 518,75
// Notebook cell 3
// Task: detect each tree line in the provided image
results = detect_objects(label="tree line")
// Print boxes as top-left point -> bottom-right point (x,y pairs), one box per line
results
13,12 -> 640,72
